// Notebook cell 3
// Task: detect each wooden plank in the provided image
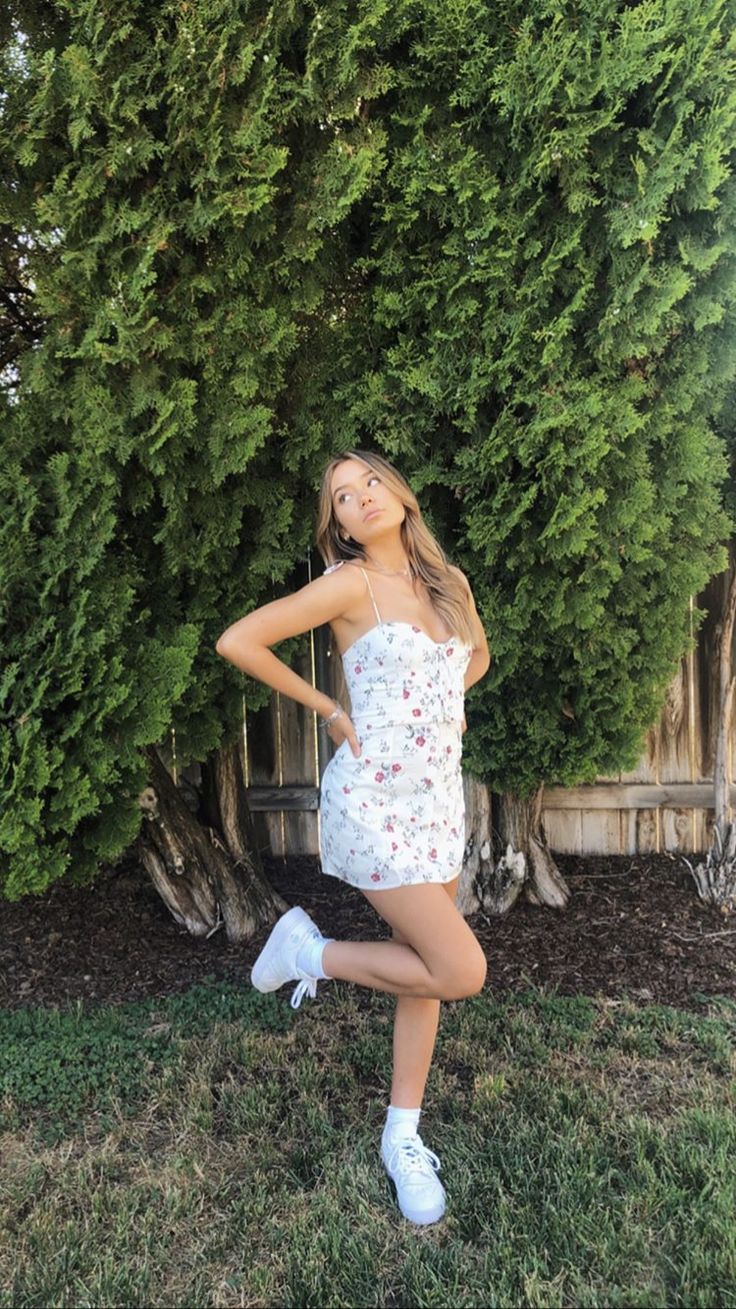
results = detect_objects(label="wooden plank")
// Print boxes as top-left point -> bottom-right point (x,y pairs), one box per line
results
656,601 -> 700,853
659,659 -> 692,783
542,808 -> 582,855
314,622 -> 335,780
246,785 -> 320,811
280,556 -> 321,857
244,693 -> 284,856
279,643 -> 320,855
244,780 -> 722,811
542,782 -> 729,809
616,722 -> 660,852
581,808 -> 621,855
661,807 -> 694,852
698,558 -> 734,827
636,809 -> 659,854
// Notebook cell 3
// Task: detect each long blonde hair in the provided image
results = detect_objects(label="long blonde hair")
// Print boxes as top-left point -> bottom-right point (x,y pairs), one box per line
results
315,449 -> 475,646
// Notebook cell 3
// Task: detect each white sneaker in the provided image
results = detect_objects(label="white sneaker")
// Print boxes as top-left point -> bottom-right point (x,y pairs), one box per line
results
251,906 -> 327,1009
381,1133 -> 447,1225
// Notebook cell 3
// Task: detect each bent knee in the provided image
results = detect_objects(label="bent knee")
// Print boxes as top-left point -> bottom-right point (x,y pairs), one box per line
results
439,948 -> 487,1000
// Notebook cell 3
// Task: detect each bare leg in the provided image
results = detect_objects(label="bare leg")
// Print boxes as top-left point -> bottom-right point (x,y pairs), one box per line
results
389,877 -> 459,1107
322,938 -> 439,997
321,880 -> 486,1003
390,987 -> 440,1106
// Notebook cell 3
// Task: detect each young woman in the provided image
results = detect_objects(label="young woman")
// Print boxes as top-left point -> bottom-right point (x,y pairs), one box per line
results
215,449 -> 491,1226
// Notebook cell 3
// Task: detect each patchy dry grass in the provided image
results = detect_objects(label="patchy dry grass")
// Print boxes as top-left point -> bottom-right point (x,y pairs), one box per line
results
1,982 -> 734,1308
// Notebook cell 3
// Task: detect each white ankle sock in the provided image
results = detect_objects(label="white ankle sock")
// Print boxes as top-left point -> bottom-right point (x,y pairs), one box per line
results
383,1105 -> 421,1142
295,931 -> 334,979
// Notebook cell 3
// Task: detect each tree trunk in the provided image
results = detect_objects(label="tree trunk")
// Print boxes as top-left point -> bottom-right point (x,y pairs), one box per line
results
137,743 -> 287,942
497,785 -> 570,909
456,773 -> 490,915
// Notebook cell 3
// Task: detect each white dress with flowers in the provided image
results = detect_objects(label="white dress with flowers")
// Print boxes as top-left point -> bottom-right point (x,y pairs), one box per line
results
319,562 -> 473,890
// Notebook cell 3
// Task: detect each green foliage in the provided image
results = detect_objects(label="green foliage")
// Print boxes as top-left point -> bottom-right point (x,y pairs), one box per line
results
305,0 -> 736,794
160,976 -> 293,1037
0,1000 -> 175,1130
1,1 -> 388,895
0,980 -> 289,1133
1,1 -> 735,899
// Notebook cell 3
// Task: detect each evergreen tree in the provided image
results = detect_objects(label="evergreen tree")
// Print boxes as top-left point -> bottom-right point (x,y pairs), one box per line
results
2,1 -> 734,921
0,1 -> 386,930
299,0 -> 736,900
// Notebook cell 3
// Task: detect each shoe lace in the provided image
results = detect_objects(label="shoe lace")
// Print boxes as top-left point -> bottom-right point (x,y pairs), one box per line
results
290,975 -> 318,1009
385,1136 -> 441,1179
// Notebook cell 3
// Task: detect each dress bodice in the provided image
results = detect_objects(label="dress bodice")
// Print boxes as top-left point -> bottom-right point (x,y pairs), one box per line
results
324,561 -> 472,726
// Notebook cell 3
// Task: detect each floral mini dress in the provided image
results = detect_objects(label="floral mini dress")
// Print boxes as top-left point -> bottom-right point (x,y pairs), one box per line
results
319,562 -> 473,890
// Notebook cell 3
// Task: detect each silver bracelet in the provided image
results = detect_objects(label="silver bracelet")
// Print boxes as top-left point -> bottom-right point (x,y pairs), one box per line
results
319,702 -> 344,730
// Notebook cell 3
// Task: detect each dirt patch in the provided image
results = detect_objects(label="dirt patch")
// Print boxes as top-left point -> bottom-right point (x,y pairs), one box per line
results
0,851 -> 733,1012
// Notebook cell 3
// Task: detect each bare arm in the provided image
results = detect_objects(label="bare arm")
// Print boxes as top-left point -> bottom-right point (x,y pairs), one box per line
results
215,565 -> 363,723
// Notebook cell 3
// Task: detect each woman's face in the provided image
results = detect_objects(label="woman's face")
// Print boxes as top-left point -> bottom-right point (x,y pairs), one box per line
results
329,458 -> 405,545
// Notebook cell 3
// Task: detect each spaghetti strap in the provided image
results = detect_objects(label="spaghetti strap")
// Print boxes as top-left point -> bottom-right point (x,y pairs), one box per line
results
358,566 -> 382,624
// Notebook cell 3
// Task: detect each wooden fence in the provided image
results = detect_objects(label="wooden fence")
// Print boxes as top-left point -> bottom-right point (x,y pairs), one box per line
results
187,552 -> 735,858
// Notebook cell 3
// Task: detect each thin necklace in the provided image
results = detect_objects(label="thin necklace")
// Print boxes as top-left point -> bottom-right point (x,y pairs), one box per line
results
364,555 -> 413,579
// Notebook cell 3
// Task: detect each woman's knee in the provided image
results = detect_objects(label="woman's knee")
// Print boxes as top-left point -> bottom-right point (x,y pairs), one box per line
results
367,884 -> 486,998
438,945 -> 487,1000
392,926 -> 486,999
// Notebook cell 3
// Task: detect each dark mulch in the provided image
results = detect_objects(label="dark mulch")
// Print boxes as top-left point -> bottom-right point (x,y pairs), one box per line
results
0,852 -> 733,1013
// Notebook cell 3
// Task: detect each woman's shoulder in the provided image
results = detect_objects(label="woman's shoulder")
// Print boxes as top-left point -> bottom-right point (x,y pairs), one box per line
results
323,559 -> 364,575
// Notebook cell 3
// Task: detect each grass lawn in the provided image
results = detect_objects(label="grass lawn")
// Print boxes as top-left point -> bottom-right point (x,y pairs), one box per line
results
1,979 -> 734,1308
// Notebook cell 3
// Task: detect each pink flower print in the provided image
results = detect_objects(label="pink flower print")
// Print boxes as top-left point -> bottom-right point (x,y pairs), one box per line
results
391,841 -> 398,851
354,663 -> 362,673
411,625 -> 421,632
371,872 -> 381,882
447,648 -> 454,656
403,689 -> 410,699
412,708 -> 422,717
391,763 -> 402,773
416,735 -> 426,746
374,771 -> 385,782
423,778 -> 432,786
446,745 -> 452,754
429,848 -> 437,860
342,785 -> 352,794
386,822 -> 394,832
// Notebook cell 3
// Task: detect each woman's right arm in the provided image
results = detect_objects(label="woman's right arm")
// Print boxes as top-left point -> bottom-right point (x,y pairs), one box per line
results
214,564 -> 362,747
